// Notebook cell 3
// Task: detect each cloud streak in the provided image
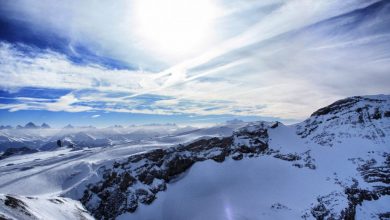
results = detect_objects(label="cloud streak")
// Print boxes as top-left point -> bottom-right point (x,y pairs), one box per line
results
0,0 -> 389,121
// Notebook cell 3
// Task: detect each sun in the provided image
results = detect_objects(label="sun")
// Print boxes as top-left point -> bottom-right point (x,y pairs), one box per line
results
132,0 -> 221,62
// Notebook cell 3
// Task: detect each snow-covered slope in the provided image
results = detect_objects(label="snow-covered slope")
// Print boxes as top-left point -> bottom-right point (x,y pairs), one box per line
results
0,95 -> 389,220
0,122 -> 244,154
296,95 -> 390,146
0,123 -> 247,197
0,194 -> 93,220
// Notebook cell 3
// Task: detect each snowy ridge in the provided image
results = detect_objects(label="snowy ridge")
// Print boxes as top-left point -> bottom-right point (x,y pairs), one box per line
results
69,122 -> 274,219
0,123 -> 243,153
0,194 -> 93,220
296,95 -> 390,146
0,95 -> 389,220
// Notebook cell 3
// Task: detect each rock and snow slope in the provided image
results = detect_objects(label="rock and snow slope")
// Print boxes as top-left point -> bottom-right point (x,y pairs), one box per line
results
0,95 -> 389,220
296,95 -> 390,146
0,123 -> 244,152
0,194 -> 94,220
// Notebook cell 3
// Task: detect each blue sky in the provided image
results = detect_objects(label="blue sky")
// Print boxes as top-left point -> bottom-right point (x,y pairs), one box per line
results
0,0 -> 389,127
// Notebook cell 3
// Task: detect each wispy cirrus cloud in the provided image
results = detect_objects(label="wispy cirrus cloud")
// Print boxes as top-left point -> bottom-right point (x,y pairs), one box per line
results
0,0 -> 389,123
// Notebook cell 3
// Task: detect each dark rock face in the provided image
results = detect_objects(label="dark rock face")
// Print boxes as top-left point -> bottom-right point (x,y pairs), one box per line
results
310,96 -> 385,117
0,213 -> 12,220
274,153 -> 301,161
358,153 -> 390,184
309,153 -> 390,220
311,203 -> 330,220
56,140 -> 62,148
311,97 -> 362,117
378,212 -> 390,219
341,185 -> 390,220
0,147 -> 38,160
2,196 -> 32,217
297,96 -> 389,146
79,122 -> 273,220
272,150 -> 316,170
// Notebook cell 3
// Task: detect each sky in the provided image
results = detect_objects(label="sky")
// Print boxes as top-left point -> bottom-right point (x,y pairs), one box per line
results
0,0 -> 389,127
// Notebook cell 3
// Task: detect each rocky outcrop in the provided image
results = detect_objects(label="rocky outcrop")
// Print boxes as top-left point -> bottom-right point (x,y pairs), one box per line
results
296,95 -> 390,146
308,153 -> 390,220
0,194 -> 93,220
78,122 -> 273,219
0,147 -> 38,160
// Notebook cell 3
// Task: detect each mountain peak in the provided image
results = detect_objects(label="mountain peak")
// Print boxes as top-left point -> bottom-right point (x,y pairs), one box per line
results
41,123 -> 50,128
63,124 -> 74,129
297,94 -> 390,146
311,95 -> 389,117
24,122 -> 38,129
0,125 -> 12,129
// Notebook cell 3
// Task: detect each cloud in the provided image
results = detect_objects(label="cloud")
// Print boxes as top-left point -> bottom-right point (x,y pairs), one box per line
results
5,0 -> 372,70
0,42 -> 156,93
91,114 -> 100,118
0,0 -> 389,121
0,0 -> 224,69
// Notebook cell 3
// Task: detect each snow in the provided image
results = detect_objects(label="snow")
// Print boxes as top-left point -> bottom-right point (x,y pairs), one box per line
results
0,123 -> 242,197
118,157 -> 338,220
356,196 -> 390,219
0,95 -> 389,219
0,194 -> 94,220
117,101 -> 389,220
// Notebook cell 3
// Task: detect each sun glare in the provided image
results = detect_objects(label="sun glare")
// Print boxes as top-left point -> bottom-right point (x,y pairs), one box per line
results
132,0 -> 221,62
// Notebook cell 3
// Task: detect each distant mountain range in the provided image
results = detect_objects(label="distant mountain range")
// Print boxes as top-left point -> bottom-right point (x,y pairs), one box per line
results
0,122 -> 51,129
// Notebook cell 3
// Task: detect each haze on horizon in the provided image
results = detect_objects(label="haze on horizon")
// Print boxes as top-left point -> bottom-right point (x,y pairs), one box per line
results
0,0 -> 389,126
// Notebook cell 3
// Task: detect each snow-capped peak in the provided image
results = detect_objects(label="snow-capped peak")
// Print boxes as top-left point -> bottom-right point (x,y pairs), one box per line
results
296,95 -> 390,146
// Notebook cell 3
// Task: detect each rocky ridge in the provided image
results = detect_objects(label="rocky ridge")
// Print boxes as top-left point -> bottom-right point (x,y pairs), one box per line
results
296,95 -> 390,146
75,95 -> 390,220
77,122 -> 275,219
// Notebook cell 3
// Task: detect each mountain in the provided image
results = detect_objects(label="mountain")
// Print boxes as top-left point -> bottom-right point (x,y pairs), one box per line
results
63,124 -> 74,129
0,194 -> 93,220
296,95 -> 390,146
0,122 -> 50,129
75,122 -> 273,219
0,147 -> 38,160
0,95 -> 389,220
41,132 -> 111,150
24,122 -> 39,129
66,95 -> 388,220
108,125 -> 124,129
40,123 -> 51,129
0,124 -> 206,152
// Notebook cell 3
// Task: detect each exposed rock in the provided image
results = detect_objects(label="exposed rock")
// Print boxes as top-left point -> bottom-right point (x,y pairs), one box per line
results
78,122 -> 272,219
0,147 -> 38,160
3,195 -> 32,217
274,153 -> 301,161
309,152 -> 390,220
296,95 -> 389,146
